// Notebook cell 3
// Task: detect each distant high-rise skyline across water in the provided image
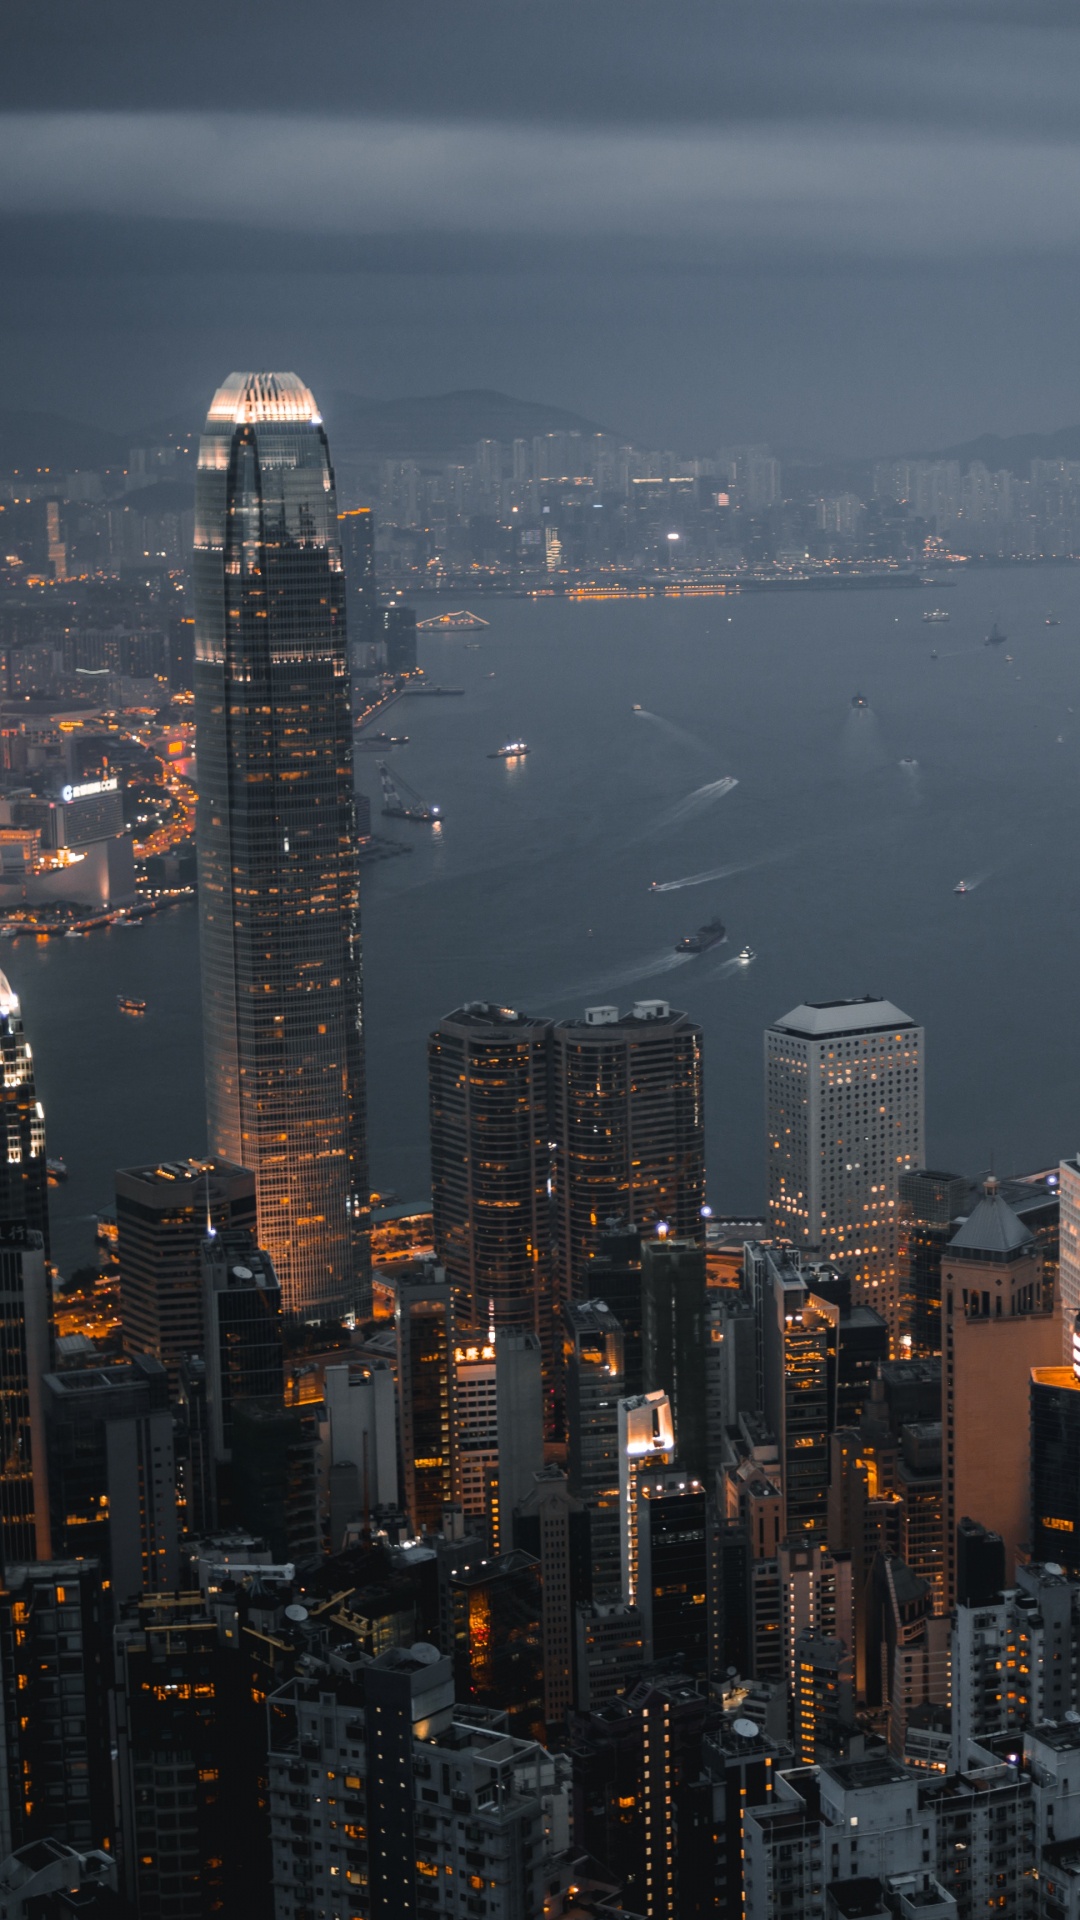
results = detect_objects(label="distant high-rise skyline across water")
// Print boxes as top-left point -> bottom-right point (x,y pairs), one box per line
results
194,371 -> 369,1322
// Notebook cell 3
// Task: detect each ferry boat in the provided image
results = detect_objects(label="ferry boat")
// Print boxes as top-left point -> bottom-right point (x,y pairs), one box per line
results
922,608 -> 950,623
117,995 -> 147,1016
488,741 -> 530,759
675,919 -> 727,955
415,609 -> 490,632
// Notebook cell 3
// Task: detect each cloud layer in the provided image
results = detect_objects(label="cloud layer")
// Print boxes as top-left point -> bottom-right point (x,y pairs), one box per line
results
3,111 -> 1080,261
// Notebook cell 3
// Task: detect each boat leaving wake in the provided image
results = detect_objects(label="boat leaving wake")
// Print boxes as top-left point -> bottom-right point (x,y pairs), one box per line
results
652,776 -> 738,832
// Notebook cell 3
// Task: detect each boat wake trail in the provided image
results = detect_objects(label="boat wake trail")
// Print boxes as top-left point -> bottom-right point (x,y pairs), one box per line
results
649,845 -> 790,892
633,708 -> 704,752
540,947 -> 692,1009
651,776 -> 739,833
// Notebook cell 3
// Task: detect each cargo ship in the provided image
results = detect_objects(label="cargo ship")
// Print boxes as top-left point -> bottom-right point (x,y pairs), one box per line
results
922,608 -> 950,623
675,919 -> 727,955
488,741 -> 530,759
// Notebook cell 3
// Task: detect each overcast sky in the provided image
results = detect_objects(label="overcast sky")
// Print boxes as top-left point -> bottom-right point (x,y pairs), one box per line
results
3,0 -> 1080,453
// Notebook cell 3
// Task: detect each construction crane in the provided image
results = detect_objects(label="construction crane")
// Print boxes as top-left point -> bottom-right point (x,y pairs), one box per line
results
377,761 -> 441,823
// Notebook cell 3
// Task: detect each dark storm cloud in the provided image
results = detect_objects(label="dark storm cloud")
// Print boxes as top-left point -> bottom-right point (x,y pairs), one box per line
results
3,0 -> 1080,450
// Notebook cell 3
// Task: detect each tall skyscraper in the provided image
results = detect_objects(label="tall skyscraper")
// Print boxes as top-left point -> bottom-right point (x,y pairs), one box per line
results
201,1228 -> 284,1468
428,1002 -> 553,1341
553,1000 -> 704,1311
337,505 -> 377,665
0,1223 -> 51,1566
1031,1320 -> 1080,1575
0,972 -> 48,1250
765,997 -> 924,1348
641,1235 -> 708,1476
42,1356 -> 178,1600
195,371 -> 369,1323
395,1267 -> 455,1534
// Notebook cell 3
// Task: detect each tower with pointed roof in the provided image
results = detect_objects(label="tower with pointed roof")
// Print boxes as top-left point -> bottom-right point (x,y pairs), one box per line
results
194,373 -> 369,1323
941,1176 -> 1059,1604
765,995 -> 924,1355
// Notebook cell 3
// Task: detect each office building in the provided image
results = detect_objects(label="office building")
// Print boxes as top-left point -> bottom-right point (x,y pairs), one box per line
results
512,1465 -> 589,1730
552,1000 -> 704,1309
453,1327 -> 543,1548
1031,1333 -> 1080,1574
230,1400 -> 320,1562
0,973 -> 48,1250
0,1223 -> 51,1565
954,1514 -> 1005,1607
449,1549 -> 544,1741
637,1472 -> 709,1670
42,1356 -> 178,1600
201,1228 -> 284,1464
1060,1153 -> 1080,1360
0,1561 -> 112,1860
641,1234 -> 708,1475
755,1242 -> 837,1539
323,1357 -> 398,1544
116,1157 -> 255,1386
195,371 -> 369,1322
266,1645 -> 562,1920
396,1268 -> 455,1534
428,1002 -> 553,1342
618,1389 -> 675,1605
765,997 -> 924,1348
380,604 -> 417,675
941,1178 -> 1059,1604
582,1222 -> 644,1393
573,1600 -> 646,1708
337,504 -> 377,659
898,1168 -> 968,1356
564,1298 -> 625,1598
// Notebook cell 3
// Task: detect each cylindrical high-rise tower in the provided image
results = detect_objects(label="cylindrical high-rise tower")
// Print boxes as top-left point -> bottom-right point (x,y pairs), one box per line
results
194,373 -> 369,1322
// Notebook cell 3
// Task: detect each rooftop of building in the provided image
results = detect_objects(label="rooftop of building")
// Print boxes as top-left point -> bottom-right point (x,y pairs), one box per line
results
557,999 -> 694,1032
947,1179 -> 1035,1257
1027,1718 -> 1080,1753
205,371 -> 320,429
1041,1835 -> 1080,1873
769,996 -> 915,1039
436,1000 -> 552,1034
824,1753 -> 912,1793
1032,1365 -> 1080,1391
826,1881 -> 890,1920
115,1155 -> 252,1196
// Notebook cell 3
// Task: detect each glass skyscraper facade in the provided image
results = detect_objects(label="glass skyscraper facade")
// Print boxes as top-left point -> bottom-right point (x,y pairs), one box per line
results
194,373 -> 369,1322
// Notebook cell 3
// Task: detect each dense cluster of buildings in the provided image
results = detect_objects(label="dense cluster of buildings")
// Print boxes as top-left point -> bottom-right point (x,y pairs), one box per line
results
1,374 -> 1079,1918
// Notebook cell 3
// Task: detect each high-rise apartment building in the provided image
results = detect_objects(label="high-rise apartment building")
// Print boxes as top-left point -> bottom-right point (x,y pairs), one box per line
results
116,1157 -> 255,1386
553,999 -> 704,1308
0,1222 -> 51,1565
765,997 -> 924,1348
0,1560 -> 112,1861
195,371 -> 369,1322
1059,1154 -> 1080,1360
1031,1326 -> 1080,1574
619,1389 -> 675,1606
428,1003 -> 553,1341
898,1167 -> 969,1357
0,973 -> 48,1250
941,1179 -> 1059,1604
337,505 -> 377,661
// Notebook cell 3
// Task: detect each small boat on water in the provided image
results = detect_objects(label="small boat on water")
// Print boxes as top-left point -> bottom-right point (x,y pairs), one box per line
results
900,757 -> 918,768
737,946 -> 755,964
489,741 -> 530,759
922,608 -> 950,624
117,995 -> 147,1017
1047,610 -> 1061,626
675,918 -> 727,955
954,881 -> 970,895
851,693 -> 868,709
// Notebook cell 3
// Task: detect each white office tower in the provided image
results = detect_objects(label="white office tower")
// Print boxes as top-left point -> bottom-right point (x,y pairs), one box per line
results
618,1390 -> 674,1606
1059,1154 -> 1080,1362
323,1359 -> 398,1546
765,997 -> 924,1351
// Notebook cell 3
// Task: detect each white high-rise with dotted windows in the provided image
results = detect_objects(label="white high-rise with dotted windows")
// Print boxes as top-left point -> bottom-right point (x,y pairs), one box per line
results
765,998 -> 924,1351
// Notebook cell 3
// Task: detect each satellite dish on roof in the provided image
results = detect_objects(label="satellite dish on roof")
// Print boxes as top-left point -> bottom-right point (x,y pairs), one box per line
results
410,1641 -> 441,1664
1046,1563 -> 1064,1577
284,1604 -> 309,1623
232,1265 -> 254,1281
733,1718 -> 759,1739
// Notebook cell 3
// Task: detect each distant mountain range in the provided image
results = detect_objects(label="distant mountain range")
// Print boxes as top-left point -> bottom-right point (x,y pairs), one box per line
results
0,408 -> 127,475
910,426 -> 1080,472
324,387 -> 608,456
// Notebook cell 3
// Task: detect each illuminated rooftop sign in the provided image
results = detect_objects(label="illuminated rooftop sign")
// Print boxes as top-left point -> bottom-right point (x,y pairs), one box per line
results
61,778 -> 119,803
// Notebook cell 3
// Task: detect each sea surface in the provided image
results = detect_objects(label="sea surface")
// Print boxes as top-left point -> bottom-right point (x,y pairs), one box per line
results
16,569 -> 1080,1275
